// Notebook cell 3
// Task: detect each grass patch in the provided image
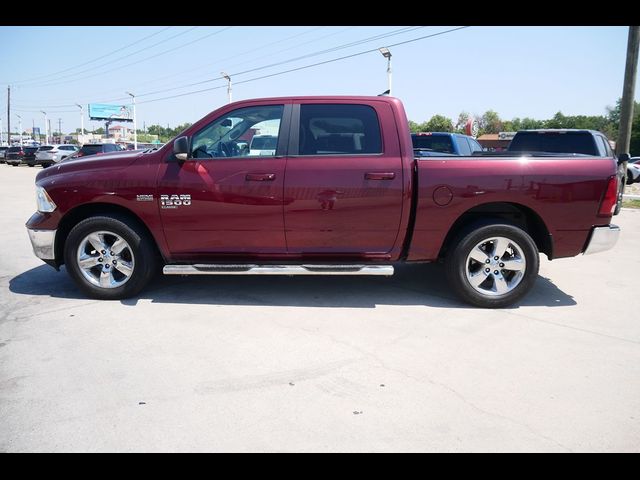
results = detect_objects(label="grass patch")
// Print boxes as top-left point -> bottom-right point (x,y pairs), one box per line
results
622,199 -> 640,209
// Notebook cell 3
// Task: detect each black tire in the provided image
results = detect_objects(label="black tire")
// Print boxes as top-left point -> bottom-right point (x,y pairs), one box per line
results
445,223 -> 539,308
27,164 -> 34,167
64,215 -> 158,300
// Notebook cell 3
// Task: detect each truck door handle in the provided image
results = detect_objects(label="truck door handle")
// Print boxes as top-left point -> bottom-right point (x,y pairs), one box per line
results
246,173 -> 276,181
365,172 -> 395,180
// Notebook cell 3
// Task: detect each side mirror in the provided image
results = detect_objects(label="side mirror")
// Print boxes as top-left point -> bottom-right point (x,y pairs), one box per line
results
173,136 -> 190,161
617,152 -> 630,165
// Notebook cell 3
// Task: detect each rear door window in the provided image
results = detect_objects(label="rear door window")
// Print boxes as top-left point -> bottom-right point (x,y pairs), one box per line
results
297,104 -> 382,155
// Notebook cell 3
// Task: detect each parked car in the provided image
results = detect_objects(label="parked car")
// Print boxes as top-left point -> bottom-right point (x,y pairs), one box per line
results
35,145 -> 79,167
626,157 -> 640,184
507,129 -> 626,214
77,143 -> 124,158
26,96 -> 620,308
5,146 -> 26,166
22,146 -> 44,167
0,146 -> 8,163
412,132 -> 483,156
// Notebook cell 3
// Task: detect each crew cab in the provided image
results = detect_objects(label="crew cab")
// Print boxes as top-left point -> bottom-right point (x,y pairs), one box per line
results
412,132 -> 483,156
26,96 -> 621,308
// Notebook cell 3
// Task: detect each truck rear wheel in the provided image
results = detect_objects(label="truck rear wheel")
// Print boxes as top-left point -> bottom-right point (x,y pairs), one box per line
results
445,223 -> 539,308
63,215 -> 157,300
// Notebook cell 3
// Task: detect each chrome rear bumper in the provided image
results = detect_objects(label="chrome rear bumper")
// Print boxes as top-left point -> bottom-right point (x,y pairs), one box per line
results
583,224 -> 620,255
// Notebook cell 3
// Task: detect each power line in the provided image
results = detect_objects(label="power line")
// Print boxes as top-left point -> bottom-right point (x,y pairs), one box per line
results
19,27 -> 202,88
100,26 -> 428,102
12,27 -> 331,107
8,27 -> 173,86
97,26 -> 333,98
136,26 -> 470,105
10,26 -> 410,106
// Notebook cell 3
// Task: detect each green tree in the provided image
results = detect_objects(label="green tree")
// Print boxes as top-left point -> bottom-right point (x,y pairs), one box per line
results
520,117 -> 545,130
424,114 -> 453,132
479,110 -> 503,135
454,111 -> 471,133
408,120 -> 421,133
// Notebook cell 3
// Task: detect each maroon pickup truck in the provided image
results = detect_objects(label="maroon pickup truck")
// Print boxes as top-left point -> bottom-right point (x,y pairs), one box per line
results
26,96 -> 621,307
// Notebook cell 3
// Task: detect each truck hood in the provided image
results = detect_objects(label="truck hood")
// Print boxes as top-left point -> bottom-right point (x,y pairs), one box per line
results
35,150 -> 142,183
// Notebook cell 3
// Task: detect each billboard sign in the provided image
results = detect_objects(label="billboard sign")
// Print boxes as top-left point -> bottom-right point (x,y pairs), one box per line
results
88,103 -> 133,122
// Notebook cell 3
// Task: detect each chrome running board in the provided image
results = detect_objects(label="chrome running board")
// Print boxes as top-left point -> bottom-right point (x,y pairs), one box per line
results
163,264 -> 394,276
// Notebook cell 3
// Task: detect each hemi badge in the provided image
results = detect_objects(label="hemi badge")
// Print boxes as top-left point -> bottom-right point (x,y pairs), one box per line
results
136,194 -> 154,202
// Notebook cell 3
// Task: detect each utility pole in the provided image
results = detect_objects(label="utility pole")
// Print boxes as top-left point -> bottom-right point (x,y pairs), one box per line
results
16,114 -> 22,146
125,92 -> 137,149
48,119 -> 51,143
32,118 -> 35,143
378,48 -> 392,95
7,86 -> 10,146
41,111 -> 48,145
75,104 -> 84,145
617,26 -> 640,157
221,72 -> 232,103
58,118 -> 62,143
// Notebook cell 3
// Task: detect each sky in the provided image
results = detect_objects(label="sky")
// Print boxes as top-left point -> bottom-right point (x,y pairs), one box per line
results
0,25 -> 637,135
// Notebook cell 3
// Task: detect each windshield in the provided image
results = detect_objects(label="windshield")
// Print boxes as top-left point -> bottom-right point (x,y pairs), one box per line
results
508,132 -> 598,155
38,146 -> 54,151
412,135 -> 454,154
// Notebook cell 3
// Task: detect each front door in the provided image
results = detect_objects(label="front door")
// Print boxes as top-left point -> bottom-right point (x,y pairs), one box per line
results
157,103 -> 290,259
283,102 -> 404,255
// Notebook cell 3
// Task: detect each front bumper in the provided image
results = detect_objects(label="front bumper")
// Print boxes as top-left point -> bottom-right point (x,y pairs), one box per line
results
27,228 -> 56,260
583,224 -> 620,255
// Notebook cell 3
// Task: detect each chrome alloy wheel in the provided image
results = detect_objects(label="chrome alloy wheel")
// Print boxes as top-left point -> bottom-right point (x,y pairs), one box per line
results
76,230 -> 135,289
465,236 -> 526,296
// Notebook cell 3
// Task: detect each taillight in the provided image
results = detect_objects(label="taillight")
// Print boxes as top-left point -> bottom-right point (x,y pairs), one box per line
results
598,175 -> 618,217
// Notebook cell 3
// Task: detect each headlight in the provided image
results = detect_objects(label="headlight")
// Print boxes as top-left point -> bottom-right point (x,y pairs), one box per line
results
36,186 -> 57,213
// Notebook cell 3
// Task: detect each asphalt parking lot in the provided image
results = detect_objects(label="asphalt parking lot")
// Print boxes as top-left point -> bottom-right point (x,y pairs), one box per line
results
1,164 -> 639,452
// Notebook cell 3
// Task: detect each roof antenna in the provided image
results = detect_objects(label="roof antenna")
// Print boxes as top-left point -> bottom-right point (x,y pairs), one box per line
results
378,89 -> 390,96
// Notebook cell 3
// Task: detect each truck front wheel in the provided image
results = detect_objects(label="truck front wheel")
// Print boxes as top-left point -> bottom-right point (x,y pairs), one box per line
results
63,215 -> 157,300
445,224 -> 539,308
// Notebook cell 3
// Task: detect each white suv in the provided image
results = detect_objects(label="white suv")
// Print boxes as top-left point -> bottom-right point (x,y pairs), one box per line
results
35,144 -> 79,167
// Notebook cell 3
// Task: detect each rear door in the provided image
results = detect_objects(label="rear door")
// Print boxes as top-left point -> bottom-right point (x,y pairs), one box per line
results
283,101 -> 404,255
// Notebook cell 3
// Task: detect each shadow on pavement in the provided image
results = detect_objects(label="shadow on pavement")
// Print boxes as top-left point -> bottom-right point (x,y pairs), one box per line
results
9,263 -> 576,309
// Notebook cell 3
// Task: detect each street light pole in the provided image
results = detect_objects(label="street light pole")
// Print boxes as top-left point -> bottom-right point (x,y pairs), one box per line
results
16,114 -> 22,146
221,72 -> 232,103
378,47 -> 392,95
75,103 -> 85,145
41,111 -> 48,144
125,92 -> 137,149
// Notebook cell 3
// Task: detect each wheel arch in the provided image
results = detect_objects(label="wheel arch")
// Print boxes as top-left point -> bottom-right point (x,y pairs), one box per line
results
54,202 -> 165,267
438,202 -> 553,260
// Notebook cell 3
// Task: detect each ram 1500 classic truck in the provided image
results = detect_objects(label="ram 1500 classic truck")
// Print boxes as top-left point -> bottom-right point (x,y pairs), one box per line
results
26,96 -> 621,308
